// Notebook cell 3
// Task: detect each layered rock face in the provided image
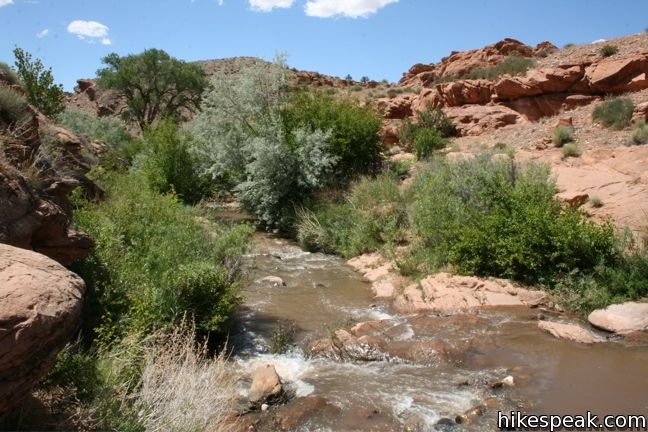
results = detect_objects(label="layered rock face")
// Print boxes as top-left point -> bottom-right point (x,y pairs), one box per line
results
390,40 -> 648,136
0,244 -> 86,414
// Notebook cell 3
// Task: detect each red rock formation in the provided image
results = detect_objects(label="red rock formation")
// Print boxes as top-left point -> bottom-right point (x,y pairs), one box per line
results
0,244 -> 85,414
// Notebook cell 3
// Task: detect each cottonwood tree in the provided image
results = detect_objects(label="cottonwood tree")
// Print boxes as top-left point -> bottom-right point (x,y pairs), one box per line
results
13,47 -> 64,117
97,49 -> 207,131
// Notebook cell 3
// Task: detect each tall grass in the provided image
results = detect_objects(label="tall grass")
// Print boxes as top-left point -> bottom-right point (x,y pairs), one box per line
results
464,55 -> 535,80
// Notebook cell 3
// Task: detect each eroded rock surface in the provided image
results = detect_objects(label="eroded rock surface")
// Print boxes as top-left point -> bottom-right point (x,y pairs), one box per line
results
0,244 -> 86,414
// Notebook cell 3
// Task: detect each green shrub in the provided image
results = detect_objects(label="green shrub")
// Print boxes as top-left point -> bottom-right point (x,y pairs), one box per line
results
57,109 -> 132,148
72,171 -> 253,345
592,97 -> 634,129
281,90 -> 383,183
632,119 -> 648,145
535,49 -> 549,58
412,127 -> 447,159
464,55 -> 535,80
0,62 -> 21,86
599,45 -> 619,57
407,154 -> 619,283
589,196 -> 604,208
137,120 -> 211,204
190,57 -> 381,230
351,85 -> 363,91
398,103 -> 456,147
434,75 -> 457,84
0,86 -> 30,126
564,43 -> 576,49
552,126 -> 574,147
387,88 -> 401,98
13,47 -> 64,117
297,173 -> 407,258
561,142 -> 582,158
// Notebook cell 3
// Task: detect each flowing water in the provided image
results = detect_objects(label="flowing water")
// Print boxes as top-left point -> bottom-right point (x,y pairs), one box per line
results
229,233 -> 648,431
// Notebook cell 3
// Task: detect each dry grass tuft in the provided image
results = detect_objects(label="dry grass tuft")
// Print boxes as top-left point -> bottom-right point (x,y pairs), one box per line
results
136,321 -> 241,432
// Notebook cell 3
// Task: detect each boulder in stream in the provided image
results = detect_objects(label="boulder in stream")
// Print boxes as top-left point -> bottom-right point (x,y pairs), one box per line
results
538,320 -> 599,344
249,364 -> 284,406
588,302 -> 648,334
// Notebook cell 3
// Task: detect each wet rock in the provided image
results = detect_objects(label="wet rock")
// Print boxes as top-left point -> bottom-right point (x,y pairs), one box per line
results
434,417 -> 459,431
308,330 -> 387,362
386,339 -> 449,364
350,320 -> 388,336
0,244 -> 86,414
273,395 -> 339,431
337,407 -> 402,431
395,272 -> 548,314
259,276 -> 285,287
491,375 -> 515,389
248,364 -> 284,406
588,302 -> 648,334
538,321 -> 599,344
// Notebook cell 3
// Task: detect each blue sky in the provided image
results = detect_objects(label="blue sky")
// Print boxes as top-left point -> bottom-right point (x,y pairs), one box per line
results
2,0 -> 648,90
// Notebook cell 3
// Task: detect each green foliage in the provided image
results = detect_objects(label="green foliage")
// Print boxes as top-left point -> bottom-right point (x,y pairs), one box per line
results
632,119 -> 648,145
13,47 -> 64,117
57,109 -> 132,148
190,57 -> 380,231
281,90 -> 383,182
398,103 -> 456,147
270,321 -> 296,354
561,142 -> 582,158
297,173 -> 407,258
0,86 -> 30,126
97,49 -> 207,131
344,74 -> 353,81
0,62 -> 21,86
535,49 -> 549,58
412,127 -> 448,160
564,43 -> 576,49
592,97 -> 634,129
599,44 -> 619,57
360,76 -> 370,84
407,154 -> 619,283
72,171 -> 253,346
137,120 -> 211,204
464,55 -> 535,80
434,75 -> 457,84
351,84 -> 363,91
552,126 -> 574,147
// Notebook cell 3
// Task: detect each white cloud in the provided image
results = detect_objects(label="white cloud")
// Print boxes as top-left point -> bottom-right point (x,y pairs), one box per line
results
0,0 -> 14,7
67,20 -> 111,45
249,0 -> 294,12
305,0 -> 398,18
36,28 -> 49,38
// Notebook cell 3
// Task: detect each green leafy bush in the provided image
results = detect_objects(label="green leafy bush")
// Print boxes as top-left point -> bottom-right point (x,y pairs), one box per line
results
397,103 -> 456,147
412,127 -> 448,160
599,45 -> 619,57
592,97 -> 634,129
0,62 -> 21,86
561,142 -> 582,158
57,109 -> 132,148
137,120 -> 211,204
13,47 -> 64,117
632,119 -> 648,145
297,173 -> 407,258
72,171 -> 253,345
0,86 -> 30,126
552,126 -> 574,147
190,57 -> 380,230
464,55 -> 535,80
281,90 -> 383,183
407,154 -> 619,283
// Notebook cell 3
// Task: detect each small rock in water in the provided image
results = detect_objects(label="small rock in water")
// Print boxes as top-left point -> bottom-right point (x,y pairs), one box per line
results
491,375 -> 515,389
261,403 -> 269,412
248,364 -> 284,406
259,276 -> 286,287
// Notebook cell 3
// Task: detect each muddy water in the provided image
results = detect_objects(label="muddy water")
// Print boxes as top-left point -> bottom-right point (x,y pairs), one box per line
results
230,234 -> 648,431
